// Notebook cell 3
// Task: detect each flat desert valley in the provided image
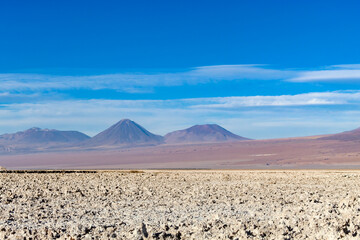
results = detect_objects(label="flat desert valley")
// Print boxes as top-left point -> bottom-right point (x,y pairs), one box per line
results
1,170 -> 360,239
1,119 -> 360,170
0,137 -> 359,170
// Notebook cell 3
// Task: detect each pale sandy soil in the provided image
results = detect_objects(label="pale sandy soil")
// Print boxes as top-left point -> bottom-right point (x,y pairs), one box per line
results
0,170 -> 360,239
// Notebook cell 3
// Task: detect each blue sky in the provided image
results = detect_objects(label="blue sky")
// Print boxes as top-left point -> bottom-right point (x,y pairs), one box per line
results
1,0 -> 360,139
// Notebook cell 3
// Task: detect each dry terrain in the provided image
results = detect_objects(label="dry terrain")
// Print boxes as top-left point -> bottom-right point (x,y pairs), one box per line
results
1,138 -> 360,169
1,170 -> 360,239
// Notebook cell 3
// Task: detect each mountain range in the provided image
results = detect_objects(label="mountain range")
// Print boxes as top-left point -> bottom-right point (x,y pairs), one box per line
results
0,119 -> 359,154
1,120 -> 360,169
0,119 -> 250,153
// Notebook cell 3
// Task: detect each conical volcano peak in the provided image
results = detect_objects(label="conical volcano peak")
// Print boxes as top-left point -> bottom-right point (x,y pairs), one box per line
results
117,119 -> 132,124
164,124 -> 251,144
111,119 -> 136,128
87,119 -> 164,146
187,124 -> 225,133
26,127 -> 42,132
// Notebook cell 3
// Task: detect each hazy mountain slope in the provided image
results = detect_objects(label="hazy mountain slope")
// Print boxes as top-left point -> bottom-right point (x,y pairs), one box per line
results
0,127 -> 90,144
165,124 -> 250,144
320,127 -> 360,141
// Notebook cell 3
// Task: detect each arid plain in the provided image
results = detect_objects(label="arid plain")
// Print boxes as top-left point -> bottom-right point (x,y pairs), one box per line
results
1,170 -> 360,239
0,137 -> 359,170
1,119 -> 360,170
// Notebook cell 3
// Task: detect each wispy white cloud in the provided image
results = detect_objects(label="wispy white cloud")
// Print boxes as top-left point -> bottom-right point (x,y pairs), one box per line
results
0,92 -> 10,97
290,69 -> 360,82
289,64 -> 360,82
190,64 -> 293,80
2,64 -> 360,93
330,64 -> 360,69
0,92 -> 41,102
0,65 -> 294,93
190,91 -> 360,108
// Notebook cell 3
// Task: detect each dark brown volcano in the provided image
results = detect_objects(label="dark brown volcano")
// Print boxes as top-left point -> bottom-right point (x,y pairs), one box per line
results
164,124 -> 251,144
86,119 -> 164,146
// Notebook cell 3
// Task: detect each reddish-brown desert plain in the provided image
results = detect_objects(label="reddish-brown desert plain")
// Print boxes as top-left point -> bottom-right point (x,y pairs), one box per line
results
0,136 -> 359,170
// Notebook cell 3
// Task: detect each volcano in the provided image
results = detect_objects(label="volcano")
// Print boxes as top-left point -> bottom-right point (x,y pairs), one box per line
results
0,127 -> 90,145
164,124 -> 250,144
87,119 -> 164,147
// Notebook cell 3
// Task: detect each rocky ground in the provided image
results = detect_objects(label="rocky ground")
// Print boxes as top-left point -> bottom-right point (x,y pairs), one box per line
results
0,170 -> 360,239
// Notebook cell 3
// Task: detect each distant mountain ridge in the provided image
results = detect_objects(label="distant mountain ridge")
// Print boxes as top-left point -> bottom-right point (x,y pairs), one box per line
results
320,127 -> 360,141
0,120 -> 251,153
164,124 -> 250,144
84,119 -> 164,147
2,119 -> 360,156
0,127 -> 90,144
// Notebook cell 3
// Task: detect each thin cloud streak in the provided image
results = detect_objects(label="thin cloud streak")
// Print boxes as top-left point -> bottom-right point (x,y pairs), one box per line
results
331,64 -> 360,69
290,70 -> 360,82
288,64 -> 360,82
2,64 -> 360,93
190,91 -> 360,108
0,65 -> 294,93
1,91 -> 359,114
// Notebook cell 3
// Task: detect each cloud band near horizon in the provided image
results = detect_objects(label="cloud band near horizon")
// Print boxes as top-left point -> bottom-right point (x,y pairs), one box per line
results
0,90 -> 360,139
1,64 -> 360,95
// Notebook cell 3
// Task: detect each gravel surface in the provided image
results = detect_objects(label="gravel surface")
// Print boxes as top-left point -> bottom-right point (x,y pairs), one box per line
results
0,170 -> 359,239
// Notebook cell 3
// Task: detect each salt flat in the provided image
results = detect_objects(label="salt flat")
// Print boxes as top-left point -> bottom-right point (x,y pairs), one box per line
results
0,170 -> 359,239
